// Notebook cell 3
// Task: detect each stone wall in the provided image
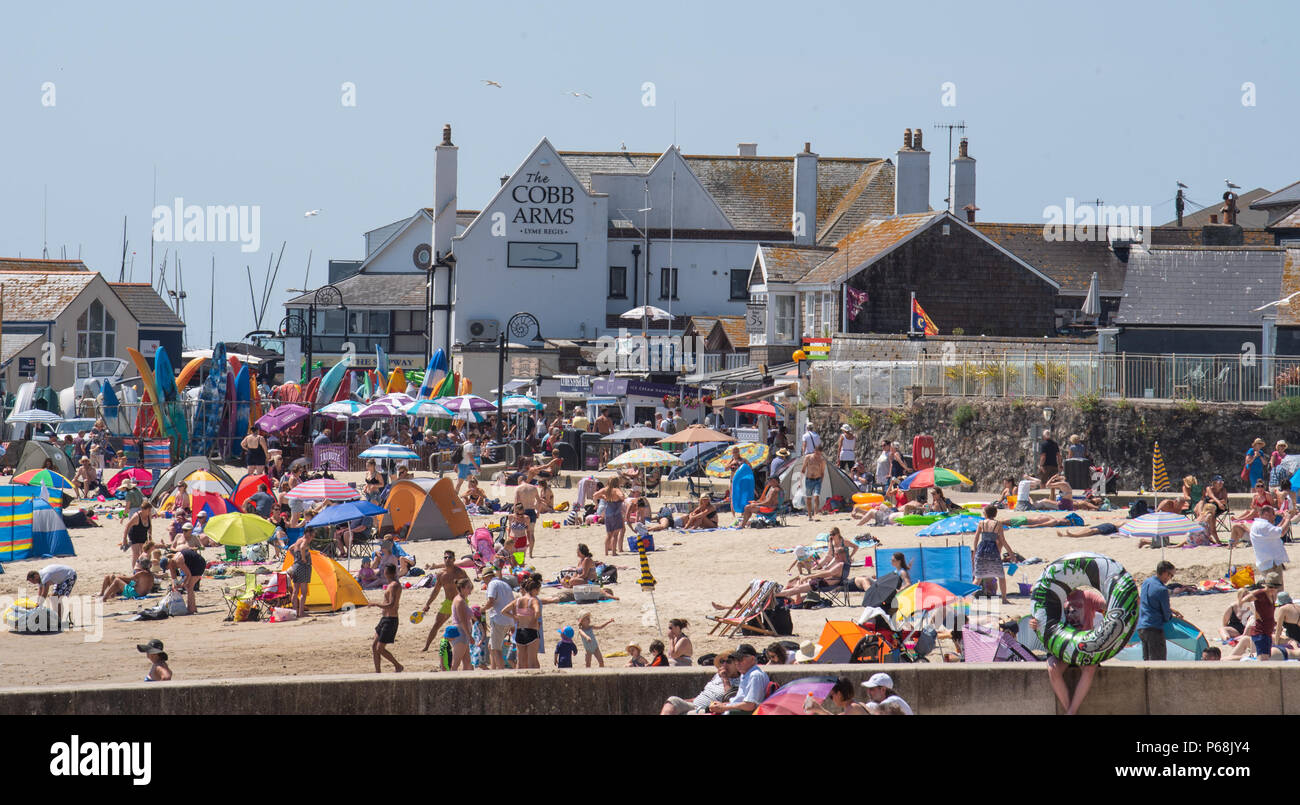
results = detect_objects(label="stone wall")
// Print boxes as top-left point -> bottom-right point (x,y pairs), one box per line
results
808,397 -> 1286,491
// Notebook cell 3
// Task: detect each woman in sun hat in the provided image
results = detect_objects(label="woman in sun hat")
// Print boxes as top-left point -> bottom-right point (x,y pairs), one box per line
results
836,424 -> 857,472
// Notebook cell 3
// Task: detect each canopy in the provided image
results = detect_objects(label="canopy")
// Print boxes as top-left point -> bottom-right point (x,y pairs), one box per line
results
360,445 -> 420,461
306,500 -> 388,528
14,469 -> 74,492
733,400 -> 780,417
756,676 -> 838,716
358,402 -> 406,418
106,467 -> 153,495
658,424 -> 735,445
1117,512 -> 1201,540
149,457 -> 236,506
499,395 -> 543,412
205,513 -> 275,546
256,404 -> 309,433
607,448 -> 682,469
405,399 -> 455,418
7,409 -> 63,424
278,550 -> 368,611
895,579 -> 981,619
435,395 -> 496,412
620,304 -> 672,321
318,400 -> 365,418
704,442 -> 770,478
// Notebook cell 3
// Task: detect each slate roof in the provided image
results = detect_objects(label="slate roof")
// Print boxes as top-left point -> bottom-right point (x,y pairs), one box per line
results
1114,246 -> 1286,327
1,333 -> 42,365
109,283 -> 185,328
816,160 -> 895,245
0,269 -> 98,320
715,315 -> 748,350
0,258 -> 90,273
285,272 -> 427,308
973,223 -> 1130,293
1163,188 -> 1272,229
1251,181 -> 1300,210
1149,227 -> 1275,246
757,245 -> 836,284
797,213 -> 938,286
558,151 -> 886,233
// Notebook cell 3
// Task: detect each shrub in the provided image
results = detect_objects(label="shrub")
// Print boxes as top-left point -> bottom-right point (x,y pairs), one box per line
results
1177,398 -> 1200,414
888,409 -> 909,428
1262,396 -> 1300,424
1115,397 -> 1132,411
802,387 -> 822,407
1011,397 -> 1027,411
847,409 -> 872,431
1075,391 -> 1101,415
953,404 -> 976,428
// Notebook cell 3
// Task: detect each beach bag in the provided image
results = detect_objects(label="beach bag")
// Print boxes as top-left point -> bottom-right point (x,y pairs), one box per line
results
597,564 -> 617,585
1127,499 -> 1150,519
1229,565 -> 1255,588
271,607 -> 298,621
164,590 -> 189,616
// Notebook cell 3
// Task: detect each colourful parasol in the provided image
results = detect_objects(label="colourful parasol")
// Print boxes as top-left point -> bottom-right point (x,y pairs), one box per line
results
733,400 -> 781,417
893,579 -> 981,619
284,478 -> 361,501
607,447 -> 683,469
755,676 -> 839,716
204,513 -> 276,547
14,469 -> 74,492
899,467 -> 973,490
1116,512 -> 1201,541
704,442 -> 771,477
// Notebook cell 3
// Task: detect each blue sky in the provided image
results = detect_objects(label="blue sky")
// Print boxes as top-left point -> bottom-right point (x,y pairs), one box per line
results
1,0 -> 1295,344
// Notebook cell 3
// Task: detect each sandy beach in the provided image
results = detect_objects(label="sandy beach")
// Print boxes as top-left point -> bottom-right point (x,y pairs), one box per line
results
0,466 -> 1284,687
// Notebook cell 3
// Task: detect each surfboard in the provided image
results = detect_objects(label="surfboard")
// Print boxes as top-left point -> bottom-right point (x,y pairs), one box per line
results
175,356 -> 205,391
375,344 -> 389,391
304,376 -> 320,408
232,365 -> 251,459
126,348 -> 166,441
249,369 -> 263,425
314,355 -> 351,409
154,346 -> 189,456
190,342 -> 227,457
416,349 -> 447,399
387,368 -> 406,394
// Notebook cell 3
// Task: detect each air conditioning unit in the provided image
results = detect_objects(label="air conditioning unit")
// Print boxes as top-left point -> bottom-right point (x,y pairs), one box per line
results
467,319 -> 500,342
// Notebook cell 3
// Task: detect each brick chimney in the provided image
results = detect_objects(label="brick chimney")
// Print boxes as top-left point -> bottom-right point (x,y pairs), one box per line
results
895,127 -> 930,215
949,137 -> 976,217
792,141 -> 818,245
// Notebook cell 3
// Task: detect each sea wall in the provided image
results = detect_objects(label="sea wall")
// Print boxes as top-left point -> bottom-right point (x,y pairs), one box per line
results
808,398 -> 1285,491
0,663 -> 1295,715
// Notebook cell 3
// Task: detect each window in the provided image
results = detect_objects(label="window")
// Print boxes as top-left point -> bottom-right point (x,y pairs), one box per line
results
803,294 -> 816,336
76,299 -> 116,358
608,266 -> 627,299
659,267 -> 678,300
822,292 -> 835,335
774,295 -> 795,343
348,310 -> 389,336
730,269 -> 749,300
392,311 -> 427,334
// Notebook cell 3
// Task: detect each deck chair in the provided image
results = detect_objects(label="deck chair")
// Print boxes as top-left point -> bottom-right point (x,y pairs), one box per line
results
687,474 -> 717,498
221,572 -> 263,621
708,580 -> 781,638
256,572 -> 291,611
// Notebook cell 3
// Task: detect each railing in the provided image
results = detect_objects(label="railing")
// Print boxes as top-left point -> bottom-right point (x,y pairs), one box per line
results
696,353 -> 750,374
810,352 -> 1300,405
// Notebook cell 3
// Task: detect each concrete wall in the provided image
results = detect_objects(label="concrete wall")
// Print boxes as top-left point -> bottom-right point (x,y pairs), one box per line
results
1,664 -> 1295,715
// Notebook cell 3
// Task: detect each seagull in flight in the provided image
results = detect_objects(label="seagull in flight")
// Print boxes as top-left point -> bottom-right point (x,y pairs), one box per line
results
482,79 -> 503,88
1254,290 -> 1300,311
304,209 -> 322,217
565,90 -> 593,99
1226,180 -> 1241,190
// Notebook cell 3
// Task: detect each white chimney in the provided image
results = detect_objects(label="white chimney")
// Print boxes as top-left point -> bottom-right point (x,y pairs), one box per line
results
949,137 -> 976,218
792,142 -> 817,246
894,127 -> 930,215
737,142 -> 757,156
431,123 -> 458,356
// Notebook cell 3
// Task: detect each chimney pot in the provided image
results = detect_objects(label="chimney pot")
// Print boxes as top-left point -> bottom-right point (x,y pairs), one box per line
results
958,137 -> 968,158
903,129 -> 913,150
804,141 -> 811,153
500,175 -> 510,186
737,142 -> 757,156
1210,214 -> 1219,224
442,124 -> 452,146
913,129 -> 923,150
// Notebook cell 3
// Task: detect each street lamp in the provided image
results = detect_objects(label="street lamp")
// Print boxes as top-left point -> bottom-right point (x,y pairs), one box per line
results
285,283 -> 346,385
496,312 -> 544,448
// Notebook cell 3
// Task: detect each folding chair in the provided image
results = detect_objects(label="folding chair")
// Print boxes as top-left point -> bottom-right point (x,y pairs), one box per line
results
221,572 -> 263,621
256,572 -> 291,612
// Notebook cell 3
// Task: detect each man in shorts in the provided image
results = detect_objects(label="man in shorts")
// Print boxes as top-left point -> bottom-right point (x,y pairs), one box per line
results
1030,586 -> 1107,714
370,564 -> 403,673
454,437 -> 479,494
1057,522 -> 1120,538
420,550 -> 469,651
514,476 -> 541,555
802,449 -> 827,521
482,567 -> 515,670
26,564 -> 78,629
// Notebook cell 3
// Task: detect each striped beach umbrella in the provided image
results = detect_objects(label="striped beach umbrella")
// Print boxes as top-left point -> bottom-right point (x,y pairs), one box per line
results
635,528 -> 656,589
499,395 -> 544,412
318,400 -> 365,418
405,399 -> 455,418
14,469 -> 75,492
360,444 -> 420,461
285,478 -> 361,501
1117,512 -> 1200,541
1152,441 -> 1170,492
704,442 -> 771,477
894,579 -> 981,619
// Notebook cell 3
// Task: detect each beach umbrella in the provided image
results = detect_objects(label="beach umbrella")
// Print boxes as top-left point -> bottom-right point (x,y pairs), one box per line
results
1081,272 -> 1101,320
658,424 -> 735,445
1117,512 -> 1201,542
373,393 -> 415,407
894,579 -> 981,619
318,400 -> 365,418
602,426 -> 673,442
306,500 -> 388,528
255,404 -> 309,433
14,469 -> 75,492
448,397 -> 488,423
733,400 -> 781,417
106,467 -> 153,495
704,442 -> 771,478
435,395 -> 497,412
917,514 -> 983,536
405,399 -> 456,418
7,409 -> 63,424
755,676 -> 839,716
358,401 -> 406,418
360,444 -> 420,461
1152,441 -> 1170,492
285,478 -> 361,501
620,304 -> 673,322
860,572 -> 903,610
607,447 -> 683,469
499,395 -> 543,412
899,467 -> 973,490
204,513 -> 275,547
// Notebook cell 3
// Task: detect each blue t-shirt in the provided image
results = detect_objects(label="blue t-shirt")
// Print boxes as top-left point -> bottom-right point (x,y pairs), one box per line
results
1137,575 -> 1172,630
555,639 -> 578,668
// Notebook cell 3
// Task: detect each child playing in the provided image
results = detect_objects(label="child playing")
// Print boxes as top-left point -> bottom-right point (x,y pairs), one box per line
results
786,546 -> 816,576
625,643 -> 648,667
647,639 -> 669,667
554,626 -> 579,668
576,611 -> 614,667
508,505 -> 530,559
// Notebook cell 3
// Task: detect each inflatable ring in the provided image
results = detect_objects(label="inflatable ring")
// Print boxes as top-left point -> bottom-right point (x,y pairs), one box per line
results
1030,552 -> 1138,666
852,492 -> 884,505
895,514 -> 943,526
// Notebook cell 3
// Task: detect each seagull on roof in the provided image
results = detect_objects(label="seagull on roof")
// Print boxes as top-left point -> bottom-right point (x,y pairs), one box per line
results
620,141 -> 628,151
1254,291 -> 1300,311
565,90 -> 593,99
482,79 -> 503,88
1226,180 -> 1241,189
304,210 -> 321,217
1176,181 -> 1188,189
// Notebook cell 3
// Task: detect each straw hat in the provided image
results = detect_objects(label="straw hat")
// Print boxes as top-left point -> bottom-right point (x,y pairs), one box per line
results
776,448 -> 790,457
118,477 -> 137,490
794,640 -> 818,663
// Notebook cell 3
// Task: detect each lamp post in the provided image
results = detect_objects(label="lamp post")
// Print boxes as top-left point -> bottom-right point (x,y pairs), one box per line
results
496,312 -> 544,448
286,283 -> 345,387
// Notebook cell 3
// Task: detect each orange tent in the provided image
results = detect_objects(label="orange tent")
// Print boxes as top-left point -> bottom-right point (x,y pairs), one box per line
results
380,477 -> 471,541
812,621 -> 870,664
279,550 -> 368,611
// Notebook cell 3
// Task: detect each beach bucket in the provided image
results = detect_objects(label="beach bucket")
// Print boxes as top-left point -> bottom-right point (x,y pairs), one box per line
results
1007,495 -> 1017,507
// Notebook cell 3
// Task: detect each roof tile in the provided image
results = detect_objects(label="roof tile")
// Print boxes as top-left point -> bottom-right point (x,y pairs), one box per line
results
1115,246 -> 1286,327
109,283 -> 185,328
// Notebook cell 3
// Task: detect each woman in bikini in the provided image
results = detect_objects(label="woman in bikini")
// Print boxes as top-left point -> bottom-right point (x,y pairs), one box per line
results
592,476 -> 626,557
363,459 -> 385,504
536,479 -> 554,514
682,494 -> 718,530
461,477 -> 488,509
289,529 -> 314,618
445,577 -> 475,671
120,501 -> 153,574
502,577 -> 544,669
561,543 -> 598,588
666,618 -> 694,667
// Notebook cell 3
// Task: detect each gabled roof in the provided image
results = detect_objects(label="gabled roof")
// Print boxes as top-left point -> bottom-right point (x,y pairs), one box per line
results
1251,181 -> 1300,209
1,333 -> 42,366
558,150 -> 883,232
973,223 -> 1129,293
286,271 -> 428,308
682,316 -> 719,339
797,213 -> 939,286
1115,246 -> 1285,328
0,269 -> 99,320
816,160 -> 895,245
754,245 -> 836,285
0,258 -> 90,273
1162,188 -> 1272,228
715,315 -> 749,351
109,283 -> 185,328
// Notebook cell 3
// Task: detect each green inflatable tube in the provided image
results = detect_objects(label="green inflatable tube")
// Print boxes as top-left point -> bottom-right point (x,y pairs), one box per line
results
1030,551 -> 1138,666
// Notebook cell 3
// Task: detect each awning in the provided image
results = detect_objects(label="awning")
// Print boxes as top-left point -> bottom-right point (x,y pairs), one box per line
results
488,378 -> 533,395
712,382 -> 798,410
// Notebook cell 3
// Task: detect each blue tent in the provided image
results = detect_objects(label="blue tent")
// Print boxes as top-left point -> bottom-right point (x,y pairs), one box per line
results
731,462 -> 755,514
30,499 -> 73,558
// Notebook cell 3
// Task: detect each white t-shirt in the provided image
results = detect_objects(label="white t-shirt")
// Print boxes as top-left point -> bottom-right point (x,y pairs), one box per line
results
40,564 -> 76,586
881,694 -> 914,715
1250,519 -> 1290,570
461,441 -> 478,465
484,578 -> 515,626
802,430 -> 821,455
1016,479 -> 1034,501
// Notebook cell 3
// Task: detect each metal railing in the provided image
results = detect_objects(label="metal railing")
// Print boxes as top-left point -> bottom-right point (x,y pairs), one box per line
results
810,352 -> 1300,405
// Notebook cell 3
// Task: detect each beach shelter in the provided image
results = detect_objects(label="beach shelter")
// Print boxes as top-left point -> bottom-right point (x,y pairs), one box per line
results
776,461 -> 858,512
278,550 -> 368,611
756,676 -> 838,715
1115,617 -> 1208,661
4,440 -> 74,478
106,467 -> 153,495
29,499 -> 73,558
962,623 -> 1039,662
811,621 -> 871,664
380,477 -> 471,541
875,546 -> 973,584
150,457 -> 237,506
0,485 -> 37,561
232,473 -> 274,509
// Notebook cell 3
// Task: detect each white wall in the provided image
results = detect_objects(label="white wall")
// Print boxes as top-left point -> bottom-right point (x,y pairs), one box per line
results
602,238 -> 757,326
590,149 -> 732,231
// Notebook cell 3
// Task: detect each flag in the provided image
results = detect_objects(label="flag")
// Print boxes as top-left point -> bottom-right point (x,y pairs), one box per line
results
1152,441 -> 1170,492
846,286 -> 869,320
911,298 -> 938,335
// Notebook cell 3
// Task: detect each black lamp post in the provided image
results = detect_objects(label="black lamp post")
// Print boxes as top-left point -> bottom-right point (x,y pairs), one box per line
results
496,312 -> 543,448
285,283 -> 346,385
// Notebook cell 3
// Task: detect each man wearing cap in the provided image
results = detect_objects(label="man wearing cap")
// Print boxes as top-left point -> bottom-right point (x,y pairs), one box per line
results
1137,561 -> 1182,661
137,639 -> 172,681
707,643 -> 769,715
862,672 -> 913,715
482,567 -> 515,670
1246,574 -> 1284,658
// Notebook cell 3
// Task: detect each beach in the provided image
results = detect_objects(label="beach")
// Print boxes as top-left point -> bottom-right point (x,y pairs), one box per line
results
0,466 -> 1284,686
